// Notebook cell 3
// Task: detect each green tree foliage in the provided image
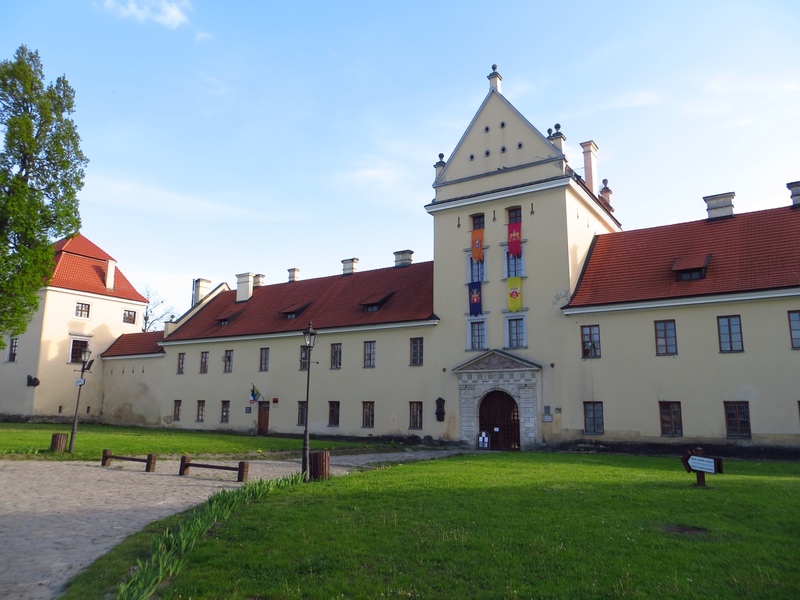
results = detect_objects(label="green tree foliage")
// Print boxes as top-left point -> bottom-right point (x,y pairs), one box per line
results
0,45 -> 87,347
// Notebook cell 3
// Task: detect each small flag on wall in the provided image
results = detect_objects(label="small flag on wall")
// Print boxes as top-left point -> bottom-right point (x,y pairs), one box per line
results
471,229 -> 484,261
250,384 -> 262,403
468,282 -> 482,316
508,222 -> 522,257
508,277 -> 522,312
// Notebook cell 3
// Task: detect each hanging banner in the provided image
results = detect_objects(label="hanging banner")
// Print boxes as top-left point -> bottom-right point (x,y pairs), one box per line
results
471,228 -> 484,261
507,277 -> 522,312
508,222 -> 522,257
468,282 -> 482,316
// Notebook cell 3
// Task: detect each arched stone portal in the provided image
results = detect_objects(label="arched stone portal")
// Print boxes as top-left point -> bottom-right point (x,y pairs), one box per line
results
453,349 -> 541,450
479,390 -> 520,450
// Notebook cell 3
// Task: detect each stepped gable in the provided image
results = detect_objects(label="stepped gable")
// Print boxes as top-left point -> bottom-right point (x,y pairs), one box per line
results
50,233 -> 147,303
166,261 -> 435,341
102,331 -> 165,357
567,206 -> 800,308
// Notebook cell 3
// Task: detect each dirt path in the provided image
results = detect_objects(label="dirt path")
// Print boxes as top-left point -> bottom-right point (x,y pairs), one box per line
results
0,449 -> 464,599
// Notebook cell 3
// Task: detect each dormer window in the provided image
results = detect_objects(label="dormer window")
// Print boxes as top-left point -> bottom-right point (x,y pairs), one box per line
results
280,301 -> 311,320
217,318 -> 229,326
672,254 -> 711,281
216,310 -> 242,327
360,292 -> 395,313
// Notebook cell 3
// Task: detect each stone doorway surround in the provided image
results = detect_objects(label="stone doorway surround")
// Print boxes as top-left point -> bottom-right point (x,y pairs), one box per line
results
453,349 -> 541,450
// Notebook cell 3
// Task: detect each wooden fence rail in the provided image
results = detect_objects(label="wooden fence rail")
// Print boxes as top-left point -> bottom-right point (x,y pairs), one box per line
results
179,455 -> 249,482
101,449 -> 157,472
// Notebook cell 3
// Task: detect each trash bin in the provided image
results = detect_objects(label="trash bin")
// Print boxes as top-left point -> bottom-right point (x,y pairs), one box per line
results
50,433 -> 68,452
308,450 -> 330,481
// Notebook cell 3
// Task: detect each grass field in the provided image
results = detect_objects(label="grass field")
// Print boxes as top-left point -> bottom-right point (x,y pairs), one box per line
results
54,448 -> 800,600
0,422 -> 376,461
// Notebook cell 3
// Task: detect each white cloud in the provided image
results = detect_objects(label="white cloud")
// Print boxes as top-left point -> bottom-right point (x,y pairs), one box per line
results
103,0 -> 190,29
606,90 -> 661,109
195,30 -> 212,42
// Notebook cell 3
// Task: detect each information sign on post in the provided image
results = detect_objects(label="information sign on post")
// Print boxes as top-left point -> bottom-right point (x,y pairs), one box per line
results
681,447 -> 723,487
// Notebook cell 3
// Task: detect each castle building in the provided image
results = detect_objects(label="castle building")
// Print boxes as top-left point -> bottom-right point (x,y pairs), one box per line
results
5,67 -> 800,450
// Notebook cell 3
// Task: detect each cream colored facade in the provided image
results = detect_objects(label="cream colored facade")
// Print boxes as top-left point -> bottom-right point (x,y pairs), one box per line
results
0,285 -> 146,418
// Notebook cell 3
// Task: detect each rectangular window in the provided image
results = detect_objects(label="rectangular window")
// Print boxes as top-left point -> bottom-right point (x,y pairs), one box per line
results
259,347 -> 270,371
223,349 -> 234,373
122,309 -> 136,325
177,352 -> 185,374
506,250 -> 523,278
173,400 -> 182,421
469,257 -> 485,283
718,315 -> 744,352
469,320 -> 487,350
300,346 -> 309,371
472,214 -> 484,230
789,311 -> 800,349
410,337 -> 423,366
196,400 -> 205,422
508,207 -> 522,223
659,401 -> 682,436
507,317 -> 525,349
724,401 -> 751,438
583,401 -> 604,434
330,343 -> 342,369
75,302 -> 90,319
655,320 -> 678,355
70,339 -> 89,363
409,401 -> 423,429
363,341 -> 376,368
328,401 -> 340,427
297,401 -> 307,426
362,401 -> 375,428
200,351 -> 209,374
8,338 -> 18,362
221,400 -> 230,423
581,325 -> 601,358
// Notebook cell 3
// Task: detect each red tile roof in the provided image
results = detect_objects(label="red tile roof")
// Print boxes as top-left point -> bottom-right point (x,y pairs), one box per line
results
166,262 -> 435,342
567,206 -> 800,308
49,233 -> 148,303
102,331 -> 165,357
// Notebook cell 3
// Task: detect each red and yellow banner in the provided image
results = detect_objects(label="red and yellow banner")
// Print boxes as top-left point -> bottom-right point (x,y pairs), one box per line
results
507,277 -> 522,312
508,222 -> 522,257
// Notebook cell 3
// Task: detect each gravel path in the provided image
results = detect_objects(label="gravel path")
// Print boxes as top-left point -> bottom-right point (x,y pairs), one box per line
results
0,449 -> 464,600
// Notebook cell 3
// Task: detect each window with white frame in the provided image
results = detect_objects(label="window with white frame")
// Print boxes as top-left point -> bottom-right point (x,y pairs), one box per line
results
467,255 -> 485,283
502,244 -> 525,278
505,315 -> 526,349
8,338 -> 18,362
467,318 -> 487,351
330,343 -> 342,369
75,302 -> 90,319
363,341 -> 376,368
70,339 -> 90,363
259,347 -> 270,371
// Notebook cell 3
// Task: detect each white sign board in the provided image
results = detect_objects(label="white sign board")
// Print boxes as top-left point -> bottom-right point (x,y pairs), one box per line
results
687,455 -> 716,474
75,378 -> 85,386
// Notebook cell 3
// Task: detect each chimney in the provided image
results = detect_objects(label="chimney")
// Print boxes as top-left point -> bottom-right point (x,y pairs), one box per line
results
342,258 -> 359,275
105,259 -> 116,290
704,192 -> 735,219
547,124 -> 565,152
236,272 -> 254,301
253,273 -> 265,287
580,141 -> 598,195
599,179 -> 614,211
394,249 -> 414,268
788,181 -> 800,206
192,278 -> 211,306
434,153 -> 446,179
288,268 -> 300,282
487,64 -> 502,93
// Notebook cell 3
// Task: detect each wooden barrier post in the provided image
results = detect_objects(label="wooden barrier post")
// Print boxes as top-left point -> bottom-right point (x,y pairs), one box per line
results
237,461 -> 249,482
145,454 -> 157,473
50,433 -> 68,453
179,455 -> 191,476
101,449 -> 158,472
101,448 -> 112,466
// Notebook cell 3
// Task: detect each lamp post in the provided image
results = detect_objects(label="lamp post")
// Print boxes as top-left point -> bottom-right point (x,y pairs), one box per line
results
301,321 -> 317,481
68,348 -> 93,453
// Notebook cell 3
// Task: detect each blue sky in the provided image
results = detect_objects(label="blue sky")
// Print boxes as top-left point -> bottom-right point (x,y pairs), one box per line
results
2,1 -> 799,317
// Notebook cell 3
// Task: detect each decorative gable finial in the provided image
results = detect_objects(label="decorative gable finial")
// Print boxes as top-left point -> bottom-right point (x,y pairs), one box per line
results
487,64 -> 502,93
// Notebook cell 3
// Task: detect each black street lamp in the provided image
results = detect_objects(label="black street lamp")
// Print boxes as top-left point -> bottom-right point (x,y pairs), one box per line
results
68,348 -> 93,453
301,321 -> 317,481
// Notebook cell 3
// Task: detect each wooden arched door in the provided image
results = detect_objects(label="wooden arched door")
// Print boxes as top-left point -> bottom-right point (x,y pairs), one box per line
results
479,391 -> 520,451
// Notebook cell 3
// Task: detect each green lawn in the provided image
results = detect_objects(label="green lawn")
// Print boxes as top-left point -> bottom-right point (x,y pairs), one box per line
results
0,422 -> 375,461
59,450 -> 800,599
